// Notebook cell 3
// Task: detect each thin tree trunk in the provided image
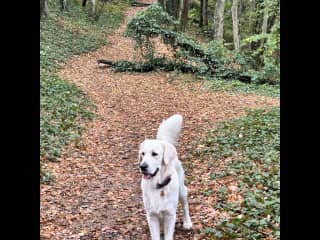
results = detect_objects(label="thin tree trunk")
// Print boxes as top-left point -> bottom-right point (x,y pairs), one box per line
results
203,0 -> 208,26
239,0 -> 244,19
163,0 -> 166,11
268,14 -> 276,33
180,0 -> 189,32
261,0 -> 268,34
164,0 -> 181,19
175,0 -> 181,19
44,0 -> 49,16
231,0 -> 240,51
40,0 -> 45,19
248,0 -> 256,50
199,0 -> 204,27
158,0 -> 165,9
91,0 -> 96,17
60,0 -> 67,11
165,0 -> 174,17
199,0 -> 208,27
248,0 -> 255,33
40,0 -> 49,19
82,0 -> 96,16
213,0 -> 226,41
179,0 -> 184,20
260,0 -> 269,49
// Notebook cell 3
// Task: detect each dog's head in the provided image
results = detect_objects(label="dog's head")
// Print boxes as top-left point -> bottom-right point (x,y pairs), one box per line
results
138,139 -> 177,180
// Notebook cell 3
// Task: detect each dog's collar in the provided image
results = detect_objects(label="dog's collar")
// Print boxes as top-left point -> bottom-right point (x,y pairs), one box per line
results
156,175 -> 171,189
150,168 -> 159,177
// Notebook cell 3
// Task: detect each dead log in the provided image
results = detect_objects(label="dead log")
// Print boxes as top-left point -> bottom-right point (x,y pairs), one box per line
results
130,1 -> 152,7
97,59 -> 113,66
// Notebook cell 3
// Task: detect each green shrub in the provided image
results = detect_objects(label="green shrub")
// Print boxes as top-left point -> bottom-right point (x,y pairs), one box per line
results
116,4 -> 279,86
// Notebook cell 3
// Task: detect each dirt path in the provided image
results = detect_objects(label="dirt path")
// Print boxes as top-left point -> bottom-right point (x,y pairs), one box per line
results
40,2 -> 279,239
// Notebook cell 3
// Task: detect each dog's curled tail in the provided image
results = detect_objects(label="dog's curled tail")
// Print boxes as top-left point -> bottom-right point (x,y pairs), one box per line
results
156,114 -> 183,146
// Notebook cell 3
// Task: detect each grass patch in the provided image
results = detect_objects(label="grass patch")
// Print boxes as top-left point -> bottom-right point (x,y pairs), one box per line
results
199,108 -> 280,239
40,0 -> 128,181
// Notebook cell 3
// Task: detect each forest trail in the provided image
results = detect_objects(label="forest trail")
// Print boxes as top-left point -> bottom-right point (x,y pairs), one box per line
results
40,1 -> 279,239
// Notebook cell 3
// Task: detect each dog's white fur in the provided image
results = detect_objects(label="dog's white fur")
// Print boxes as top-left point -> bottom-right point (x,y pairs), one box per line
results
139,114 -> 192,240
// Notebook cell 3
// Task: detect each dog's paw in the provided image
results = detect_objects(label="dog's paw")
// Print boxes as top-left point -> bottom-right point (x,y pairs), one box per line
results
183,221 -> 192,230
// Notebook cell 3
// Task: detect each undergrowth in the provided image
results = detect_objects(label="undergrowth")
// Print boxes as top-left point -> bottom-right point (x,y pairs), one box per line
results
172,70 -> 279,98
201,76 -> 280,97
40,0 -> 128,183
198,108 -> 280,239
111,4 -> 279,88
40,0 -> 128,70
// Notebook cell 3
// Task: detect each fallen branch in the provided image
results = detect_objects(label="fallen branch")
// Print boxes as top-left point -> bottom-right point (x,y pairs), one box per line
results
97,59 -> 113,66
130,1 -> 152,7
99,58 -> 251,84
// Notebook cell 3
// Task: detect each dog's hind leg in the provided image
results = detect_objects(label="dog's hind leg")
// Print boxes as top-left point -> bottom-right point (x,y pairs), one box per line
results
179,185 -> 192,229
147,214 -> 161,240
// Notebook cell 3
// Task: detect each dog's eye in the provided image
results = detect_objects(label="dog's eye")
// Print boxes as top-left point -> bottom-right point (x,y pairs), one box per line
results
141,152 -> 145,156
152,152 -> 158,156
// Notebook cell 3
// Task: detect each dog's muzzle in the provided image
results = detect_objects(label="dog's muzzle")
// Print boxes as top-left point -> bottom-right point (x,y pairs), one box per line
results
141,168 -> 159,180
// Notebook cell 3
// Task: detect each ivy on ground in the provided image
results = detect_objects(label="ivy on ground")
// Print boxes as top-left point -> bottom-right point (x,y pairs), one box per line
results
198,108 -> 280,239
40,0 -> 128,183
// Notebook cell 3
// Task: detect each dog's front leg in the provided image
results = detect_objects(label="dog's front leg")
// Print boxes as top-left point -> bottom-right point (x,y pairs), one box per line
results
147,214 -> 161,240
163,213 -> 176,240
179,185 -> 192,229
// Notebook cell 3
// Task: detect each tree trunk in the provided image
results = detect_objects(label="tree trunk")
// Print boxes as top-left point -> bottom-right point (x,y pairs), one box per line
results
83,0 -> 96,16
180,0 -> 189,32
174,0 -> 181,19
91,0 -> 96,17
203,0 -> 208,26
40,0 -> 49,19
213,0 -> 226,41
165,0 -> 174,17
199,0 -> 208,27
259,0 -> 269,49
44,0 -> 49,16
165,0 -> 180,19
239,0 -> 244,18
261,0 -> 268,34
231,0 -> 240,51
158,0 -> 165,9
40,0 -> 45,19
200,0 -> 203,27
179,0 -> 184,20
60,0 -> 67,11
248,0 -> 256,50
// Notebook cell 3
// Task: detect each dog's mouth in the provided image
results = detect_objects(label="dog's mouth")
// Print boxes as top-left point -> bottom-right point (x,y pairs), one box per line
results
142,168 -> 159,180
142,173 -> 152,180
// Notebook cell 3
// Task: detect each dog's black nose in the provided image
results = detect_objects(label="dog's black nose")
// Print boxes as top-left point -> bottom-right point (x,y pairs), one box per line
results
140,163 -> 148,171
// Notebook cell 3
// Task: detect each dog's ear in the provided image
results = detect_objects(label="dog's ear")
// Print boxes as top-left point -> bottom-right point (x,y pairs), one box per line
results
138,152 -> 142,164
162,142 -> 177,165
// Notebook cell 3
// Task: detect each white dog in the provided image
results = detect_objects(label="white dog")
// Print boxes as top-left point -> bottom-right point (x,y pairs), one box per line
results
139,114 -> 192,240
